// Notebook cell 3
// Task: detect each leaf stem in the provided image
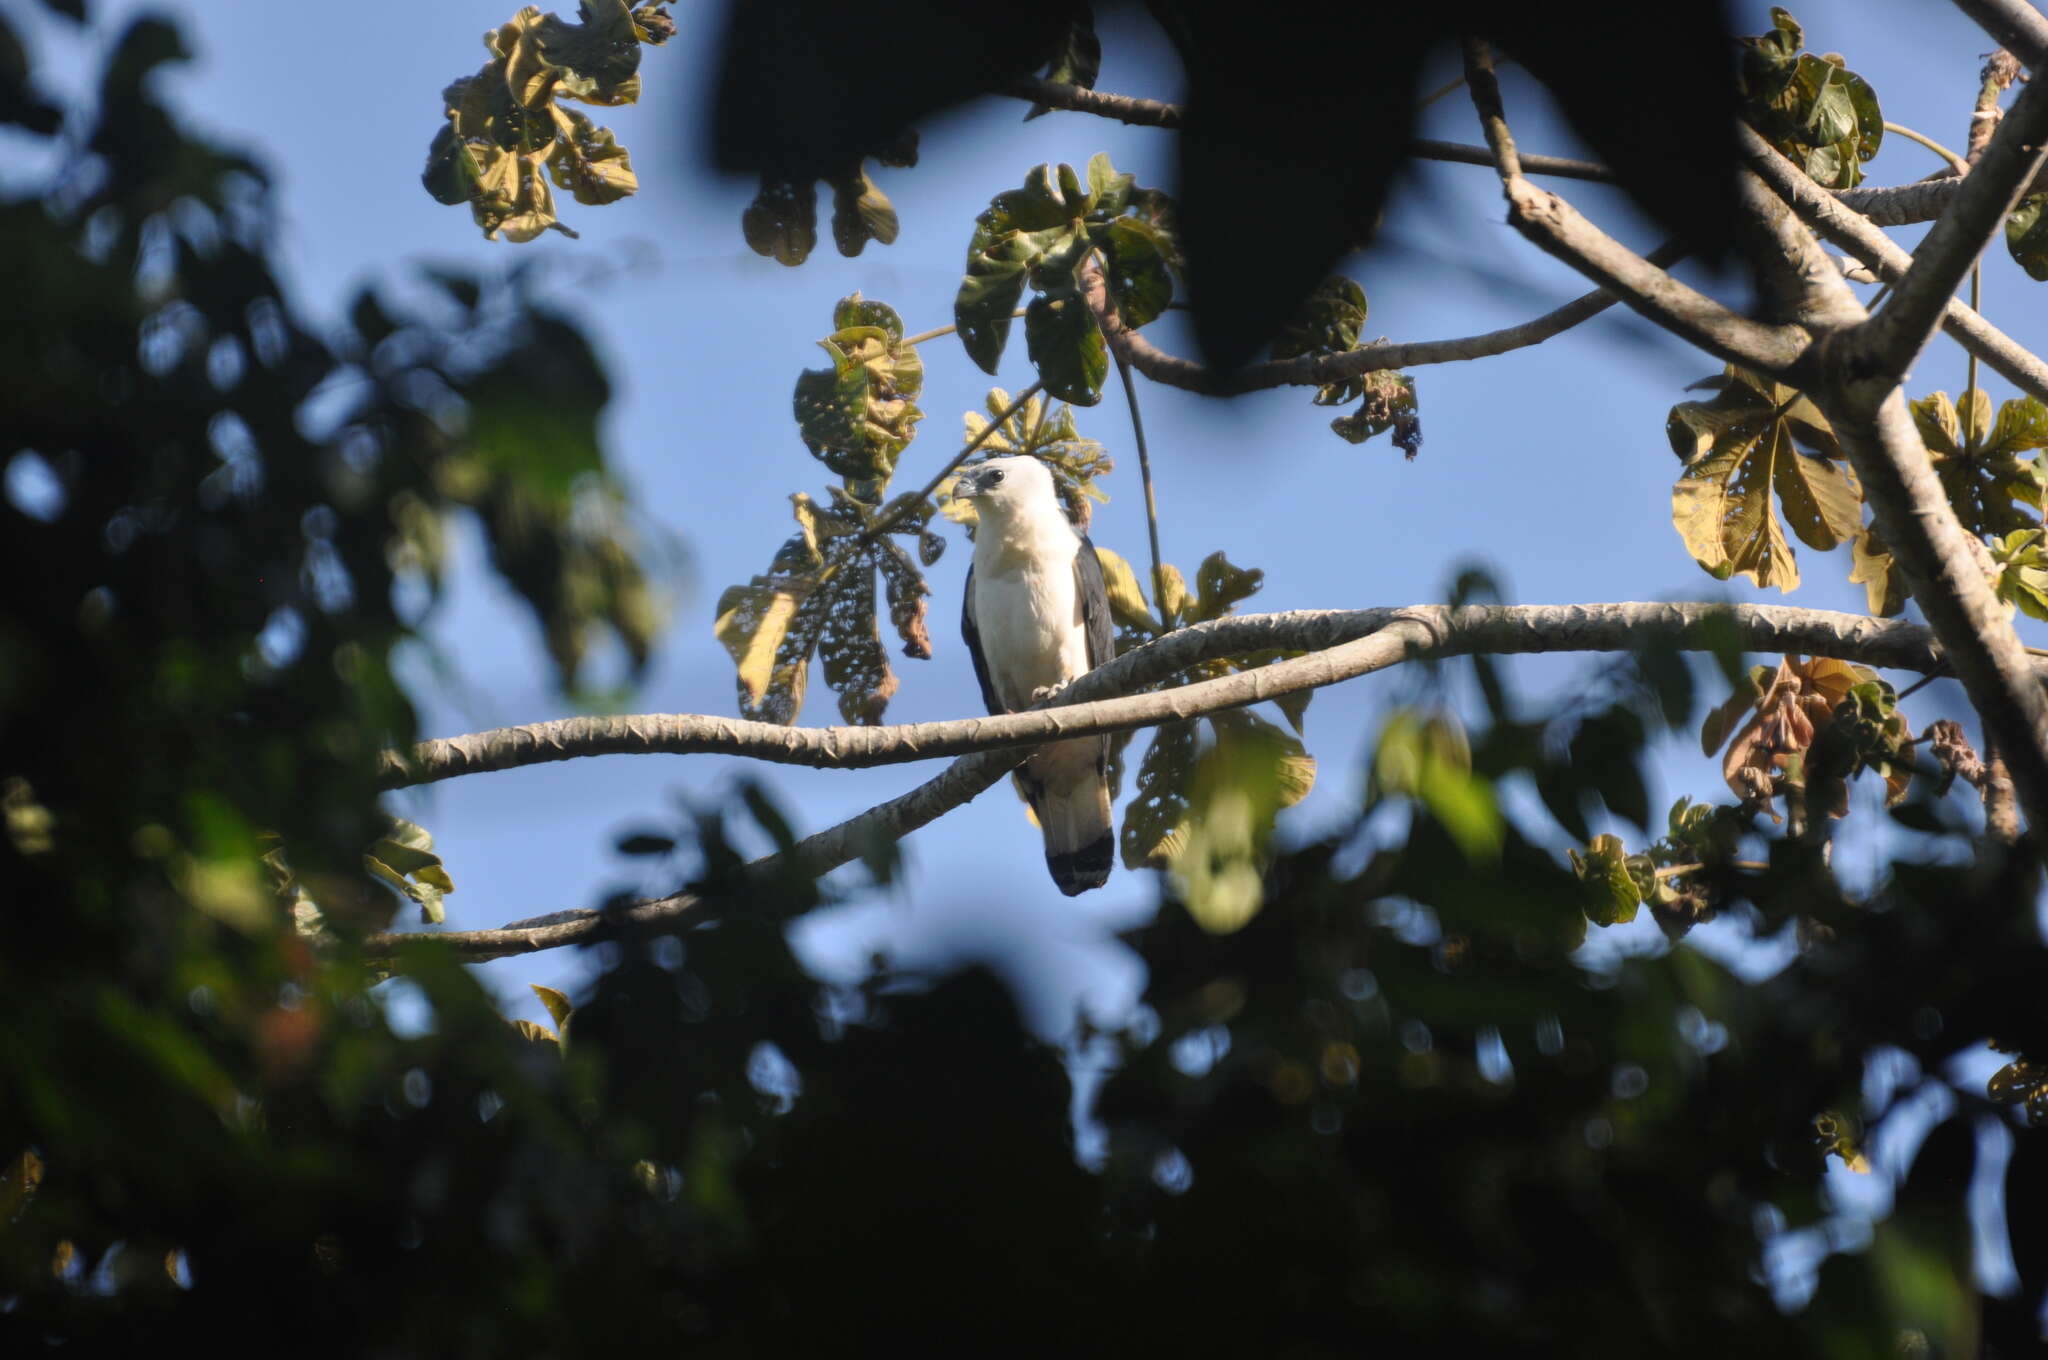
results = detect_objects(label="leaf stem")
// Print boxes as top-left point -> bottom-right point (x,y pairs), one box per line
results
1882,120 -> 1969,175
1113,348 -> 1171,629
1654,860 -> 1769,878
903,309 -> 1026,347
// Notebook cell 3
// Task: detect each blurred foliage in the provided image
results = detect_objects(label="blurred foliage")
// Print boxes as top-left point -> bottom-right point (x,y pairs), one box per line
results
8,6 -> 2048,1357
955,153 -> 1178,405
423,0 -> 674,241
1737,8 -> 1883,190
709,0 -> 1754,371
1093,547 -> 1315,906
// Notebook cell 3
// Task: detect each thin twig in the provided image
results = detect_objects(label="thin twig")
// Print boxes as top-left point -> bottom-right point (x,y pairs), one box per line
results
1082,243 -> 1688,397
1884,120 -> 1970,174
863,382 -> 1045,541
902,308 -> 1025,347
1115,350 -> 1172,628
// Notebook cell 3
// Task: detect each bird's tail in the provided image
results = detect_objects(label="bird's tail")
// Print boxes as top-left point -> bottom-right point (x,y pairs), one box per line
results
1018,749 -> 1113,896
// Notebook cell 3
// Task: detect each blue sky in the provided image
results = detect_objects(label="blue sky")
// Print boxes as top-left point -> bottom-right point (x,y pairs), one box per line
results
12,0 -> 2042,1052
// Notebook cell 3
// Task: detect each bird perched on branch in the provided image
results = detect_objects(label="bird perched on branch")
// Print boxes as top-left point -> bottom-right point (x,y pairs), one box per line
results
956,456 -> 1114,895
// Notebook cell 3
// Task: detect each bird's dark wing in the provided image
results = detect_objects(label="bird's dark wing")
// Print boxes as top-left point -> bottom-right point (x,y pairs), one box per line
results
960,562 -> 1005,716
1075,536 -> 1115,672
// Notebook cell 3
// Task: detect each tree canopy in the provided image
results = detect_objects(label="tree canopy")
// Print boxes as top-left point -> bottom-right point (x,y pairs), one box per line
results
5,1 -> 2048,1354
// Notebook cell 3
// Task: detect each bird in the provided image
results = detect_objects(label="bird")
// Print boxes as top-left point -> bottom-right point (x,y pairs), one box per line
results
955,455 -> 1114,895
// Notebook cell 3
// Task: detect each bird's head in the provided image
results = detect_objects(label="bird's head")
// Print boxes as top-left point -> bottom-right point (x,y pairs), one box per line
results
952,455 -> 1058,523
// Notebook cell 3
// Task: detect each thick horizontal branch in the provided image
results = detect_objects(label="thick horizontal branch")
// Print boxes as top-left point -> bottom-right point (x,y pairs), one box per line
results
1738,126 -> 2048,404
1080,244 -> 1687,397
365,600 -> 2012,963
380,603 -> 1974,789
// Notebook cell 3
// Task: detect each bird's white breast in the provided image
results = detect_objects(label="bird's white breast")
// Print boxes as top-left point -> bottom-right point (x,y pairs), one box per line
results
972,518 -> 1091,712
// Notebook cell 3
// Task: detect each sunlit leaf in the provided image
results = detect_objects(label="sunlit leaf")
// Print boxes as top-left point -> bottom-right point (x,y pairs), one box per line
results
793,295 -> 924,484
1669,367 -> 1859,591
532,984 -> 574,1033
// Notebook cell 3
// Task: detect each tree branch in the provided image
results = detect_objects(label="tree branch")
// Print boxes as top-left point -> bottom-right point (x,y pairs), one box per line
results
1080,245 -> 1688,398
1954,0 -> 2048,66
366,600 -> 2017,963
1738,126 -> 2048,404
1809,386 -> 2048,841
383,603 -> 1981,787
1850,69 -> 2048,381
1459,43 -> 1809,376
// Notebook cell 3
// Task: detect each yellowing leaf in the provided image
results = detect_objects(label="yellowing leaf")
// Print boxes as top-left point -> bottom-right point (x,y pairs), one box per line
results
532,984 -> 573,1033
1669,367 -> 1860,591
1091,546 -> 1157,633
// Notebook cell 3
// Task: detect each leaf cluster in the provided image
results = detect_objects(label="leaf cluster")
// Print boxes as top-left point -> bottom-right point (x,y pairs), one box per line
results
935,388 -> 1113,533
1700,656 -> 1912,824
741,130 -> 918,267
1737,8 -> 1883,189
1269,275 -> 1423,456
422,1 -> 673,241
954,153 -> 1178,405
715,296 -> 942,726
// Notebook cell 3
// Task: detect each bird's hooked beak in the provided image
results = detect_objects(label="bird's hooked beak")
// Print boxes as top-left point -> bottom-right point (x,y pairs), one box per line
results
954,468 -> 985,499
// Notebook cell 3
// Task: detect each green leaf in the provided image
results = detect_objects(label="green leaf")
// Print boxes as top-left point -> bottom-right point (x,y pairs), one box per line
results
1270,275 -> 1367,362
744,178 -> 817,266
792,296 -> 924,484
1167,715 -> 1309,933
715,486 -> 935,726
547,106 -> 637,205
1568,833 -> 1642,927
1092,216 -> 1175,330
1025,278 -> 1106,406
531,984 -> 574,1033
363,818 -> 455,925
1083,151 -> 1130,217
827,166 -> 898,257
1372,710 -> 1501,862
942,391 -> 1116,532
1189,551 -> 1264,623
1915,388 -> 2045,537
2006,192 -> 2048,281
1739,15 -> 1882,189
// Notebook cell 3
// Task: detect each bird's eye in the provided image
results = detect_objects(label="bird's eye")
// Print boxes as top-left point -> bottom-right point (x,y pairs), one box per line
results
988,469 -> 1004,484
